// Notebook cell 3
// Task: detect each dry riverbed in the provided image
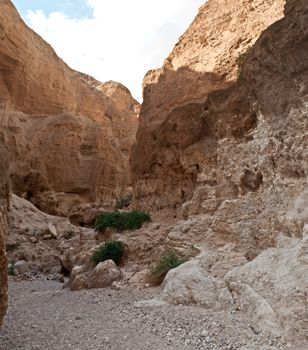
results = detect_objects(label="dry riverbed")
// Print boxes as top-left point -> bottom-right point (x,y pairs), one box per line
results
0,279 -> 287,350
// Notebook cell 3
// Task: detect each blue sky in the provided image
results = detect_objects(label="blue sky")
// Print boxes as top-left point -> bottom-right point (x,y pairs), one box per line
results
12,0 -> 93,20
11,0 -> 205,101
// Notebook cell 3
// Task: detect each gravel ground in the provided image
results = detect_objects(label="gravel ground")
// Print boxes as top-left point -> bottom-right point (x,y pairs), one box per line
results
0,279 -> 287,350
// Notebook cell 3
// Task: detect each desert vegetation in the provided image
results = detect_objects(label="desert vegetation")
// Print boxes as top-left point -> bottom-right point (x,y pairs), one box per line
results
94,211 -> 151,232
92,240 -> 125,266
150,251 -> 187,285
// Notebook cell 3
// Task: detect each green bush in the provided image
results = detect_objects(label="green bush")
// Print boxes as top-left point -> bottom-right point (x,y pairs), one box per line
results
8,262 -> 16,276
92,240 -> 124,266
115,195 -> 133,210
150,251 -> 187,284
94,211 -> 151,232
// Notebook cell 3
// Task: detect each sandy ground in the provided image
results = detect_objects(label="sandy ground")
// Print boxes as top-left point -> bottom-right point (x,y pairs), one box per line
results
0,279 -> 287,350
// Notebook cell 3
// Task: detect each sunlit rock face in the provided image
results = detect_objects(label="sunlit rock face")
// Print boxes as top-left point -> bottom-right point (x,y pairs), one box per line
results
0,0 -> 139,217
132,0 -> 308,346
131,0 -> 308,252
132,0 -> 287,211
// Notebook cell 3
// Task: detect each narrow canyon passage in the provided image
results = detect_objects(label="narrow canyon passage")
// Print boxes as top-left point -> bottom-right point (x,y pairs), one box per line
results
1,0 -> 307,349
0,280 -> 286,350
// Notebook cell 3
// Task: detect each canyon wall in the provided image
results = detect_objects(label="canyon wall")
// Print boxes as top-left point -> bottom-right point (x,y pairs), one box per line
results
0,0 -> 307,342
132,0 -> 308,253
0,0 -> 139,217
132,0 -> 308,344
132,0 -> 286,209
0,142 -> 9,326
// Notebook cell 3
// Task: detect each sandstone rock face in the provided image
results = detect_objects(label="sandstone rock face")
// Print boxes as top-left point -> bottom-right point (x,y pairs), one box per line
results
132,0 -> 285,210
6,194 -> 95,275
131,0 -> 308,347
0,0 -> 139,216
0,207 -> 8,327
0,142 -> 9,326
132,0 -> 308,260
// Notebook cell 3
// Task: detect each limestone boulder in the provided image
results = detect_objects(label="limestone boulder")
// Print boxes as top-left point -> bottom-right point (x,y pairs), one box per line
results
6,194 -> 96,275
159,260 -> 233,308
68,260 -> 122,291
225,230 -> 308,343
152,230 -> 308,347
67,265 -> 90,292
87,260 -> 122,289
13,260 -> 29,275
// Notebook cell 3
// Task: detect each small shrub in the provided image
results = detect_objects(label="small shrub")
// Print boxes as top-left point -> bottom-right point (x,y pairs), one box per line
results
115,195 -> 133,210
94,211 -> 151,232
8,262 -> 16,276
150,251 -> 187,285
92,240 -> 124,266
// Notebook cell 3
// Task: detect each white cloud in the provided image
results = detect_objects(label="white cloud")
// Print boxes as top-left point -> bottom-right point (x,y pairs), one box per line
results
26,0 -> 205,101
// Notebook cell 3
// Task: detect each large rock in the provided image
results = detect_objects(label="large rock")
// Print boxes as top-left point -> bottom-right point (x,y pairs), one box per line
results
225,229 -> 308,344
68,260 -> 121,291
152,229 -> 308,347
0,0 -> 139,216
159,260 -> 233,308
87,260 -> 122,289
6,194 -> 96,275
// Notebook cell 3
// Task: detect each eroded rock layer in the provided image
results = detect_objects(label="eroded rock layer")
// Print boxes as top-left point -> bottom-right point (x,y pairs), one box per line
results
131,0 -> 308,346
0,0 -> 139,216
132,0 -> 286,209
132,0 -> 308,251
0,142 -> 9,326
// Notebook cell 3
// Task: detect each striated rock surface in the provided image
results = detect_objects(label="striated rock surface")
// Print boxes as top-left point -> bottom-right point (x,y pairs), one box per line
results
6,194 -> 95,275
0,205 -> 8,327
0,142 -> 9,326
153,228 -> 308,347
132,0 -> 286,209
132,0 -> 308,256
1,0 -> 307,345
225,231 -> 308,343
131,0 -> 308,347
0,0 -> 139,216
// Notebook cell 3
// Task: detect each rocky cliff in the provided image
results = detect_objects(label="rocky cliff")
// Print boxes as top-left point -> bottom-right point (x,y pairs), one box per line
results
131,0 -> 308,345
0,142 -> 9,326
132,0 -> 285,209
0,0 -> 139,217
132,0 -> 308,252
1,0 -> 307,345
